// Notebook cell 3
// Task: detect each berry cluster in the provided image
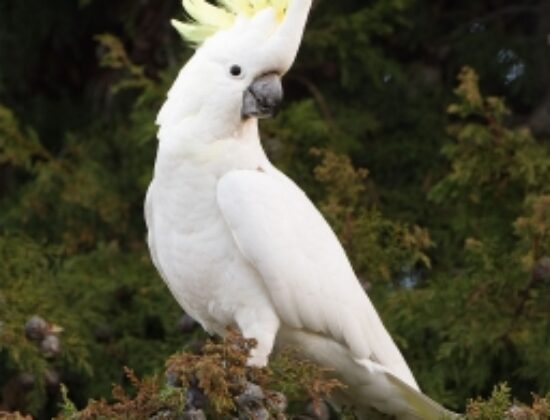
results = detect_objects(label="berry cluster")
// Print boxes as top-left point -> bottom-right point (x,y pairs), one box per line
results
24,315 -> 62,359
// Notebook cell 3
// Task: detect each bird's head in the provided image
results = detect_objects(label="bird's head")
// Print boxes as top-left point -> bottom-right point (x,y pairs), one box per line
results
157,0 -> 312,139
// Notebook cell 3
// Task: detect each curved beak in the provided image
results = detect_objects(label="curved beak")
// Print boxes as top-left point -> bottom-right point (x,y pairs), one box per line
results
242,73 -> 283,119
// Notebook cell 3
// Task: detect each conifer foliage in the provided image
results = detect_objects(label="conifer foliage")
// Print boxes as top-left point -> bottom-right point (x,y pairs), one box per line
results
0,0 -> 549,418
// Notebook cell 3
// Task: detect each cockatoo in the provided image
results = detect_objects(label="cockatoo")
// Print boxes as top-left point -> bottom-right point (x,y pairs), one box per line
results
146,0 -> 458,418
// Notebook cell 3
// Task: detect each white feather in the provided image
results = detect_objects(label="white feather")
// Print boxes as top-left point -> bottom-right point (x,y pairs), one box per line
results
216,169 -> 418,388
146,0 -> 459,417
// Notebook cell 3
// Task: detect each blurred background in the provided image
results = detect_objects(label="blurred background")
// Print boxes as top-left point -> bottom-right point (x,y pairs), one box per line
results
0,0 -> 549,418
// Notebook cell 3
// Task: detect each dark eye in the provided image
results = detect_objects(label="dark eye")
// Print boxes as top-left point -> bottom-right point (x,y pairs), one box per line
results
230,65 -> 242,77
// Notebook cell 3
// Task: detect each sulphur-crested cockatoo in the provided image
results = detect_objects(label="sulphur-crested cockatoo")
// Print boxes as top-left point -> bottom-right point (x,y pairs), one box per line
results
146,0 -> 458,418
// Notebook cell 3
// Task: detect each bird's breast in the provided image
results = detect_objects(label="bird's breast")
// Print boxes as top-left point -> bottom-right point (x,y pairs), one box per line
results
146,157 -> 269,333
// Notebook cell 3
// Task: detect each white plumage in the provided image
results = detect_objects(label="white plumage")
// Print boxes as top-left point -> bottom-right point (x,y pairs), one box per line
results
146,1 -> 458,418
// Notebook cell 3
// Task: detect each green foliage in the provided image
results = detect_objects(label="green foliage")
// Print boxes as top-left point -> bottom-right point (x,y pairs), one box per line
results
165,330 -> 343,416
466,383 -> 550,419
55,331 -> 342,419
165,331 -> 259,414
0,32 -> 184,417
431,66 -> 549,228
1,0 -> 549,418
56,367 -> 185,420
0,234 -> 91,412
380,67 -> 550,408
57,385 -> 77,418
311,147 -> 433,282
467,384 -> 513,420
94,33 -> 154,94
269,348 -> 344,405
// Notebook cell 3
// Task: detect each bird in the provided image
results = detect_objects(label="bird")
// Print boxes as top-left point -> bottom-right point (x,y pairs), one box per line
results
145,0 -> 459,418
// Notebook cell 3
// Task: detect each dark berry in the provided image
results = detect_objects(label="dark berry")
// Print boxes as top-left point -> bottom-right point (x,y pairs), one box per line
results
41,334 -> 61,358
236,382 -> 264,408
24,315 -> 48,341
186,382 -> 208,409
266,390 -> 288,413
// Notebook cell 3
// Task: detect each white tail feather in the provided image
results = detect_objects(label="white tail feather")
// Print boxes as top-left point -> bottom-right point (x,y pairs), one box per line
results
278,329 -> 460,419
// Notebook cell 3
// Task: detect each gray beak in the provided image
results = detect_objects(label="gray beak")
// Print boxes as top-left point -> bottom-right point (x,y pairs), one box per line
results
242,73 -> 283,119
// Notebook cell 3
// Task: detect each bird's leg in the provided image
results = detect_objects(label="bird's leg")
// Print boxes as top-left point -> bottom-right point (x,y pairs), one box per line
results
235,307 -> 280,367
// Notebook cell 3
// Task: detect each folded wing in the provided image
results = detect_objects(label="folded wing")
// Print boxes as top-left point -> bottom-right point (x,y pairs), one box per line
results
216,169 -> 417,389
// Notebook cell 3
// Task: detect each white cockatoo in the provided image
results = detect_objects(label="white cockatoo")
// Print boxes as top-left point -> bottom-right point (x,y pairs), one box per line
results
146,0 -> 458,418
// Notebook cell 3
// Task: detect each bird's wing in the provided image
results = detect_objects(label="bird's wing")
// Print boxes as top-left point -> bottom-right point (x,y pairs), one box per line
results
216,169 -> 416,387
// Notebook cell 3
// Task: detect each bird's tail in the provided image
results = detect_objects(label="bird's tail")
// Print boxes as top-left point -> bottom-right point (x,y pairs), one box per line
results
379,367 -> 460,420
278,329 -> 460,420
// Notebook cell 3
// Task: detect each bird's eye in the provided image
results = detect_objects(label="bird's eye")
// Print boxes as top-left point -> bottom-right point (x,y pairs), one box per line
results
229,65 -> 243,77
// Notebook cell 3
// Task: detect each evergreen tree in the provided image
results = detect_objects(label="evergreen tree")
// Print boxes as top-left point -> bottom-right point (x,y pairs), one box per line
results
0,0 -> 548,417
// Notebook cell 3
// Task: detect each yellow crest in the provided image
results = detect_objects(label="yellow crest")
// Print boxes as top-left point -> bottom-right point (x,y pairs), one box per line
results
172,0 -> 289,45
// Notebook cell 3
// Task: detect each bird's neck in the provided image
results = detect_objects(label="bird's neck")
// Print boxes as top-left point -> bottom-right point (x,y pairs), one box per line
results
155,117 -> 267,178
